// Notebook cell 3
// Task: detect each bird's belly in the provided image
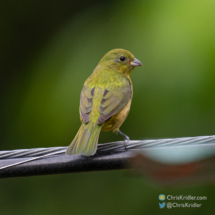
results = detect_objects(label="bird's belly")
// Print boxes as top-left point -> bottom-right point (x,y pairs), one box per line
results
101,99 -> 131,132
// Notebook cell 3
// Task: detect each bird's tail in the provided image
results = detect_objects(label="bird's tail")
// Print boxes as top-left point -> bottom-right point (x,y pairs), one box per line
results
66,121 -> 102,156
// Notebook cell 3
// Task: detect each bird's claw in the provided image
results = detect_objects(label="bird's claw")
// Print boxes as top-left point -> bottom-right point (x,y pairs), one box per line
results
124,137 -> 130,150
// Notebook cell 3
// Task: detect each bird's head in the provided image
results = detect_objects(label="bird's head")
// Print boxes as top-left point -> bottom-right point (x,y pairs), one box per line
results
98,49 -> 142,76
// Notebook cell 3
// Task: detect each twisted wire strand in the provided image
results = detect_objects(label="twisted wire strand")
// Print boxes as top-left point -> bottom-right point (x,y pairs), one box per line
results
1,135 -> 215,160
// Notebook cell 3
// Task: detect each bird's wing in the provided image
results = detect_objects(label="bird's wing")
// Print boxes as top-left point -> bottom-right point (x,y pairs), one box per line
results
80,85 -> 95,123
80,69 -> 132,125
97,79 -> 131,124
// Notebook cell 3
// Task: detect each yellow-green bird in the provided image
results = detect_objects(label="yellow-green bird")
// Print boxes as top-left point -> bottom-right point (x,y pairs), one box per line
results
66,49 -> 142,156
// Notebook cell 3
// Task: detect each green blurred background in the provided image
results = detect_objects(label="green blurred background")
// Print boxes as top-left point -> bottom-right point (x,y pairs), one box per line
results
0,0 -> 215,214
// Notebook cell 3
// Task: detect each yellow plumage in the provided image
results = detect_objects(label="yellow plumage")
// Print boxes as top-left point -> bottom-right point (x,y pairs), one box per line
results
66,49 -> 142,156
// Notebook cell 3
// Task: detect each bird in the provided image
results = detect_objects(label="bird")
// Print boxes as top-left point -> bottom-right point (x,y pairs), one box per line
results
66,49 -> 142,156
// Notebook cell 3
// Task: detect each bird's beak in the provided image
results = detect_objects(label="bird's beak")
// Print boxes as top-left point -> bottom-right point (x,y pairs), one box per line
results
130,58 -> 143,67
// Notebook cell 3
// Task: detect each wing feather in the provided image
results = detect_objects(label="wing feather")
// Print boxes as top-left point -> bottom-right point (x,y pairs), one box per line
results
80,86 -> 95,123
97,80 -> 131,125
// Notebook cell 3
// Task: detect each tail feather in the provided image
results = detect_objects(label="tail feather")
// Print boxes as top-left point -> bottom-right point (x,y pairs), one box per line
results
66,121 -> 102,156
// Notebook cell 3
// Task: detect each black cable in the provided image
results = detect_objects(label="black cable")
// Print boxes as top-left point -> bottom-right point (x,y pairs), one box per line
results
0,135 -> 215,178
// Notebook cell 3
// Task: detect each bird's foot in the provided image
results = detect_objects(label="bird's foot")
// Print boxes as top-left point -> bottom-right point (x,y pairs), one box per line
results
118,130 -> 130,150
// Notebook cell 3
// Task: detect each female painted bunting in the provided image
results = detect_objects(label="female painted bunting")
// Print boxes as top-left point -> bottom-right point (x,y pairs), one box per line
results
66,49 -> 142,156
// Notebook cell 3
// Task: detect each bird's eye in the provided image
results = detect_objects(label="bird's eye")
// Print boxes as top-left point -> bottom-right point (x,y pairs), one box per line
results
119,56 -> 126,62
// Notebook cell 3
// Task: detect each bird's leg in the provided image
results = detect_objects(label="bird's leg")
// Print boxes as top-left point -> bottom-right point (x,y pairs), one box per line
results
118,130 -> 130,150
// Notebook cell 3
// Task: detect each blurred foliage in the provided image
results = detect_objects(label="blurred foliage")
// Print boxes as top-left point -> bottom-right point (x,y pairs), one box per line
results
0,0 -> 215,214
